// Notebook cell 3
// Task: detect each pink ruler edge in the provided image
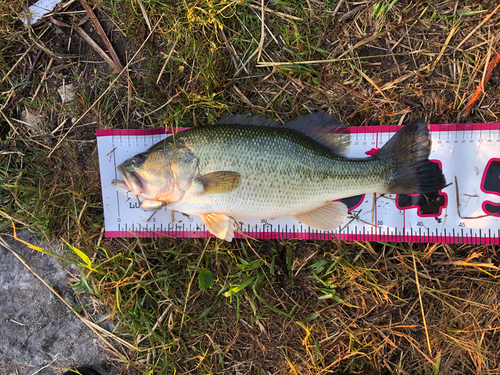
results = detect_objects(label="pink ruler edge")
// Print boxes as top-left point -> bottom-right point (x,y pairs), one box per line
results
104,231 -> 499,245
96,123 -> 500,137
99,122 -> 500,243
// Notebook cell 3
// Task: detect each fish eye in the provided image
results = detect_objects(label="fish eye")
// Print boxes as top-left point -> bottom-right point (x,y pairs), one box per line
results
132,154 -> 144,166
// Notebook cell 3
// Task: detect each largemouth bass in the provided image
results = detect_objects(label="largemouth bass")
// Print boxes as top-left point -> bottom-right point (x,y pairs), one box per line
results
112,113 -> 446,241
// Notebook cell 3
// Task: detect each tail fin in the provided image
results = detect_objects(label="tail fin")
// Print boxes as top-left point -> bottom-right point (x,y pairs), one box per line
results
376,118 -> 446,194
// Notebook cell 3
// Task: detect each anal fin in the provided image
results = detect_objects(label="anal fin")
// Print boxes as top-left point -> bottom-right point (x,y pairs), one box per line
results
294,201 -> 348,231
200,213 -> 237,241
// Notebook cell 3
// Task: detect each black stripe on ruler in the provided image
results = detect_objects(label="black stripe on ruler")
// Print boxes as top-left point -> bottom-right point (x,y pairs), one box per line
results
112,135 -> 121,219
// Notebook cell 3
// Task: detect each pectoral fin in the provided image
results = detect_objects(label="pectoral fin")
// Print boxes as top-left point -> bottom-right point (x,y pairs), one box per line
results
294,201 -> 348,231
200,213 -> 237,241
195,171 -> 241,194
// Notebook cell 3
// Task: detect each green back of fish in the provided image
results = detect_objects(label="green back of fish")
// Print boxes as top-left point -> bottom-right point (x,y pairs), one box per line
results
165,124 -> 388,215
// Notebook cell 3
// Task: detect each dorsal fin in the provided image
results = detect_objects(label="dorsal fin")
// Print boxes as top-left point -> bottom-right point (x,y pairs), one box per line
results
218,113 -> 279,127
283,113 -> 351,157
218,112 -> 351,156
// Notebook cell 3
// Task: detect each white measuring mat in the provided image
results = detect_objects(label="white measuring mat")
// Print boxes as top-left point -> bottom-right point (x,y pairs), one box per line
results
97,123 -> 500,244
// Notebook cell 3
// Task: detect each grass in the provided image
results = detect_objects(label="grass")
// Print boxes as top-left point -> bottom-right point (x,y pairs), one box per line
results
1,0 -> 500,374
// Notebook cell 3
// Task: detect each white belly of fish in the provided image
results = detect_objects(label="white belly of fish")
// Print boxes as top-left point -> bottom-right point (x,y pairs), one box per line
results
167,172 -> 383,220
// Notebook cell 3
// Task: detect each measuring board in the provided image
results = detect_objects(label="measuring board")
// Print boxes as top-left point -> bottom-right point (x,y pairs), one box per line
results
97,123 -> 500,244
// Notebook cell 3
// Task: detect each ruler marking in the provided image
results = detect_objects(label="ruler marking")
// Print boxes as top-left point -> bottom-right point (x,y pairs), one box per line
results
101,123 -> 500,243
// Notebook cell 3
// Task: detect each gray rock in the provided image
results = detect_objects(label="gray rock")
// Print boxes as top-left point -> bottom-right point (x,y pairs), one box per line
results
0,231 -> 120,375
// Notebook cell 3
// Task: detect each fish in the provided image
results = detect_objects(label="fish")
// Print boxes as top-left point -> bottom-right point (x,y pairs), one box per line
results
112,113 -> 446,241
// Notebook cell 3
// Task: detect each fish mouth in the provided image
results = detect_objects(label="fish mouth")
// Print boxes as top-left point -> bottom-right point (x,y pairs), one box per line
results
116,164 -> 144,196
